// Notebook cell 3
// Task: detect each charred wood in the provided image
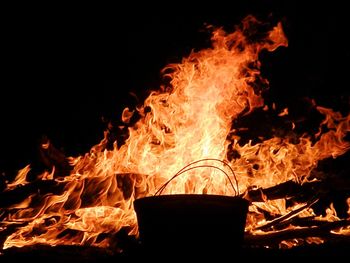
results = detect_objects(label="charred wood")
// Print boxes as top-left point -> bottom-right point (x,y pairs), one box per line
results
254,198 -> 318,231
243,180 -> 322,202
245,220 -> 350,246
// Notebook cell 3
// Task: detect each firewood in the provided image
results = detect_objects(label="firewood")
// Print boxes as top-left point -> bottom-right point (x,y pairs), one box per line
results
245,220 -> 350,246
254,198 -> 318,231
243,180 -> 322,202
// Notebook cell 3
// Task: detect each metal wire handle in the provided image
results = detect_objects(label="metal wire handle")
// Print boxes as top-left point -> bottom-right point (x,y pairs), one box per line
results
154,158 -> 239,196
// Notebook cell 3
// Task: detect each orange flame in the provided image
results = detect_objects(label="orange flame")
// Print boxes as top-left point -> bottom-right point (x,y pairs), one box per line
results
1,16 -> 349,250
5,165 -> 31,191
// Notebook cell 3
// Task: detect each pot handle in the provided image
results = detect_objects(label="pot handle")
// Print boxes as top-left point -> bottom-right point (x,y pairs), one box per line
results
154,158 -> 239,196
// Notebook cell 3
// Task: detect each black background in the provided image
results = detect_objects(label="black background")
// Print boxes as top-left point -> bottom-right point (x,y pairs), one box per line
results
1,1 -> 349,176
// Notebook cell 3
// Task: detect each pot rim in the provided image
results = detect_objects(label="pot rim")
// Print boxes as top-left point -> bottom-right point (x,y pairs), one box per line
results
134,194 -> 250,205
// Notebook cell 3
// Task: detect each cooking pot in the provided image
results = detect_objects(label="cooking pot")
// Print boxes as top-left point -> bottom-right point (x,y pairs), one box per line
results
133,159 -> 249,255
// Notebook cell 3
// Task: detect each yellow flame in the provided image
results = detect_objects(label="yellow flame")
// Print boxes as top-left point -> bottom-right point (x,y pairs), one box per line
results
6,165 -> 31,190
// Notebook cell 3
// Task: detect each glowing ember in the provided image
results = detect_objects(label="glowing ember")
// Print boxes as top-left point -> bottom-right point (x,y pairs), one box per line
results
0,16 -> 349,250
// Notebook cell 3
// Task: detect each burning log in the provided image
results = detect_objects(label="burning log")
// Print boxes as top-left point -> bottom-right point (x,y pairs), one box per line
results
254,198 -> 318,231
244,180 -> 321,202
245,220 -> 350,247
244,176 -> 350,204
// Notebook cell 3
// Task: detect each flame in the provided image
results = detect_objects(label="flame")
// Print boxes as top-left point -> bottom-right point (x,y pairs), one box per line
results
5,165 -> 31,190
1,16 -> 349,250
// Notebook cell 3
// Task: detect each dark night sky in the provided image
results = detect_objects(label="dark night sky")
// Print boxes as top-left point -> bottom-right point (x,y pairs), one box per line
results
1,1 -> 349,176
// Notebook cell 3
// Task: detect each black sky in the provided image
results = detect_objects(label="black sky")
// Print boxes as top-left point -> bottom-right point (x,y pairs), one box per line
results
1,1 -> 349,175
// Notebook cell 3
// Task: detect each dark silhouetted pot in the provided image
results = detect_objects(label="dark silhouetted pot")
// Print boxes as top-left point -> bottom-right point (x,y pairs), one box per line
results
134,194 -> 249,256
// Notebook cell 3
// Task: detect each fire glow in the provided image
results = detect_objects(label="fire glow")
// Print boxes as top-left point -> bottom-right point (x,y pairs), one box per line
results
1,16 -> 349,250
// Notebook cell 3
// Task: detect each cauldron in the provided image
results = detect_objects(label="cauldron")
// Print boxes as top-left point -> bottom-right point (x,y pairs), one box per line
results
133,159 -> 249,255
134,194 -> 249,255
